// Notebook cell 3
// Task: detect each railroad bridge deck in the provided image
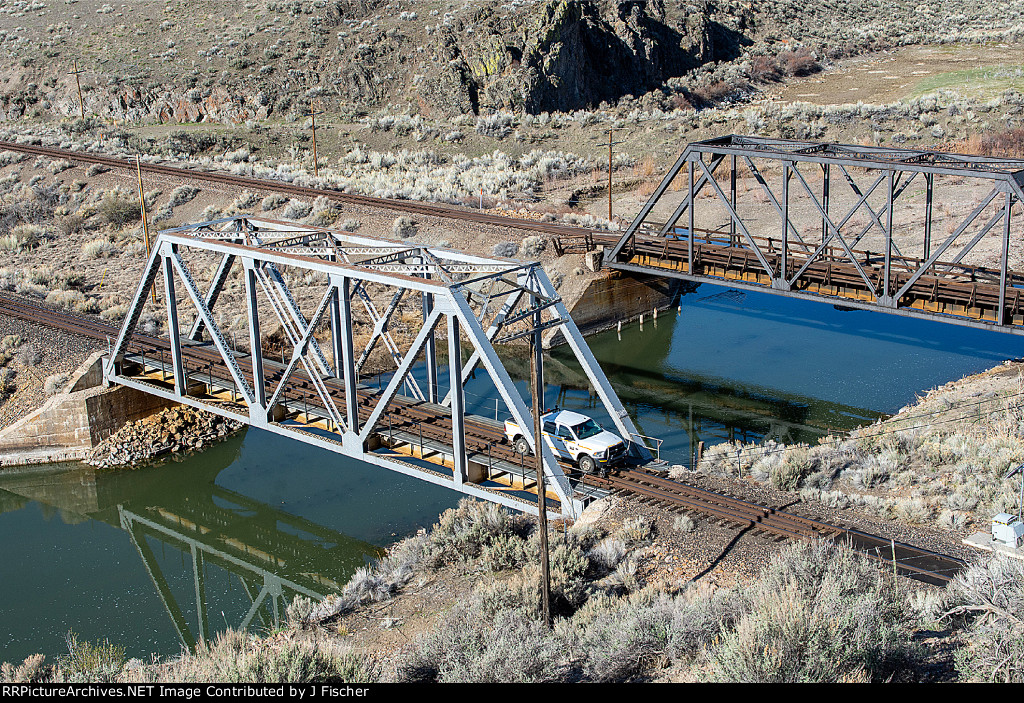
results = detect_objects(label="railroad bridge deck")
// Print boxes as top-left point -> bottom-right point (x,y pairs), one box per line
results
103,216 -> 659,520
605,135 -> 1024,333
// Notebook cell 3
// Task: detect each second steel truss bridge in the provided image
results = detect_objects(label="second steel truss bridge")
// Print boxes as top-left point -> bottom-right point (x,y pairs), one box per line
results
605,135 -> 1024,333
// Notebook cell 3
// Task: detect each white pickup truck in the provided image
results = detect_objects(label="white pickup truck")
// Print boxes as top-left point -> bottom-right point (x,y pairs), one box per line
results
504,409 -> 627,476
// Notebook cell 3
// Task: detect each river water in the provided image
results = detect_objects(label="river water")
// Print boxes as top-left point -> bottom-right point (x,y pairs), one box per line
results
2,282 -> 1022,662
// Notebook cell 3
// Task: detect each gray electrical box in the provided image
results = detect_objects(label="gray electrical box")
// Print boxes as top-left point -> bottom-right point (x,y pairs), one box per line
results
992,513 -> 1024,548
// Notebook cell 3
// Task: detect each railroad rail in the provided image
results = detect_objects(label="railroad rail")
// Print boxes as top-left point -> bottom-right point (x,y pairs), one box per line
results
590,467 -> 965,586
0,290 -> 967,585
0,140 -> 603,239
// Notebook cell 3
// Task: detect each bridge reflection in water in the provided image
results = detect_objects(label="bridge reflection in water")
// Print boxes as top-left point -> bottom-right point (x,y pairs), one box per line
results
0,439 -> 382,652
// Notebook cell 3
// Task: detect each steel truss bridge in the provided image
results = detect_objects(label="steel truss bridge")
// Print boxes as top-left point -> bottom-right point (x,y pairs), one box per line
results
105,216 -> 657,520
606,135 -> 1024,333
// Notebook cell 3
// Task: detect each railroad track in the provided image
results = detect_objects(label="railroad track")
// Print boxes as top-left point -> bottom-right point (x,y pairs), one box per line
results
0,140 -> 605,239
0,291 -> 966,585
4,140 -> 1017,328
589,467 -> 965,586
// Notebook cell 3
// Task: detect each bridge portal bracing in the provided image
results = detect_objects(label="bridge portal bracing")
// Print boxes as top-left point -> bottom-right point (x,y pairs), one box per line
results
606,135 -> 1024,332
105,216 -> 649,519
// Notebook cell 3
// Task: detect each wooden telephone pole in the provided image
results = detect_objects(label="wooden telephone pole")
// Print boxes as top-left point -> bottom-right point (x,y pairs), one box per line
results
606,129 -> 624,222
303,101 -> 323,177
68,60 -> 85,120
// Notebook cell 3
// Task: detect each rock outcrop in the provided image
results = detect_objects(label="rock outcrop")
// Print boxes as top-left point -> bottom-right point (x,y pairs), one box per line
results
422,0 -> 716,115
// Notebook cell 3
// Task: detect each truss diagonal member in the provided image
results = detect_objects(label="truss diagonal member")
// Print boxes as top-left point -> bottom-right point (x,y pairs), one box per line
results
264,287 -> 346,432
188,253 -> 236,341
168,249 -> 256,405
530,271 -> 649,460
120,509 -> 197,651
357,308 -> 443,444
607,147 -> 694,261
893,186 -> 1003,301
445,292 -> 577,516
420,249 -> 455,286
657,154 -> 726,237
263,264 -> 332,376
787,168 -> 887,291
696,158 -> 776,278
742,156 -> 812,253
441,285 -> 526,407
351,284 -> 425,401
843,166 -> 917,257
105,245 -> 164,379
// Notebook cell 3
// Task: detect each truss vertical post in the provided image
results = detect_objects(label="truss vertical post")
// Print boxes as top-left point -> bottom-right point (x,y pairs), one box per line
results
423,268 -> 438,404
883,171 -> 895,305
329,285 -> 344,381
448,313 -> 466,486
162,245 -> 185,397
1000,192 -> 1012,324
822,163 -> 830,245
730,154 -> 737,243
243,261 -> 267,425
687,158 -> 695,273
780,161 -> 790,287
191,544 -> 208,645
335,275 -> 359,439
924,172 -> 934,259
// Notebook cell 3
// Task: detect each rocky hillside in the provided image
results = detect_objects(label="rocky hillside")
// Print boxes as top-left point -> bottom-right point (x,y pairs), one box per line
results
1,0 -> 1023,125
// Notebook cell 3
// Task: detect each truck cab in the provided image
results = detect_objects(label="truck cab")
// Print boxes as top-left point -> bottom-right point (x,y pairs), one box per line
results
504,409 -> 627,476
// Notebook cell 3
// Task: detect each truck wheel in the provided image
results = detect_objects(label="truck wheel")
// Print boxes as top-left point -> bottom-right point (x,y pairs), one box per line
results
579,455 -> 596,475
513,436 -> 530,455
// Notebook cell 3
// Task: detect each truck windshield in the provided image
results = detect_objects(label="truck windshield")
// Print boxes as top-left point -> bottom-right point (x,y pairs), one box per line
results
573,419 -> 602,439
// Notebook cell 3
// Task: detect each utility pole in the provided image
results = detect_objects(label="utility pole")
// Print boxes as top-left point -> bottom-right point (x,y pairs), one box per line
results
531,308 -> 552,628
606,129 -> 624,222
303,100 -> 323,178
136,155 -> 156,303
69,60 -> 85,120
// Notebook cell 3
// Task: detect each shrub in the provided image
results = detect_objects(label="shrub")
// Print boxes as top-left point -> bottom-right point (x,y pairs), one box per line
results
779,48 -> 819,77
44,373 -> 69,396
55,213 -> 86,237
97,191 -> 140,227
168,185 -> 200,207
0,224 -> 47,252
427,499 -> 519,566
396,606 -> 563,683
521,235 -> 547,257
261,194 -> 287,211
58,632 -> 125,683
392,216 -> 417,239
0,654 -> 51,683
492,241 -> 519,258
705,540 -> 913,682
674,514 -> 696,532
282,199 -> 312,220
946,555 -> 1024,682
0,367 -> 15,402
165,630 -> 377,683
82,239 -> 120,259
